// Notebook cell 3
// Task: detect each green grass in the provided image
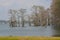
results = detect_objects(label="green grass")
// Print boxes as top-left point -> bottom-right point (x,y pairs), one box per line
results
0,36 -> 19,40
0,36 -> 60,40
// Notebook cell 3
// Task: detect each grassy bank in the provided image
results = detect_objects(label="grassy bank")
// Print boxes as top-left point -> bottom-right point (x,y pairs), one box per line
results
0,36 -> 60,40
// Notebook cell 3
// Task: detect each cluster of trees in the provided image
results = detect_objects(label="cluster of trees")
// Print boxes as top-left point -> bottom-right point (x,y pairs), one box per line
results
9,9 -> 27,27
51,0 -> 60,36
51,0 -> 60,30
32,5 -> 51,26
8,5 -> 51,27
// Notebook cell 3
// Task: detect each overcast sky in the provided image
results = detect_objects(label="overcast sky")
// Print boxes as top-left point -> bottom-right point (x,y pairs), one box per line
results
0,0 -> 51,20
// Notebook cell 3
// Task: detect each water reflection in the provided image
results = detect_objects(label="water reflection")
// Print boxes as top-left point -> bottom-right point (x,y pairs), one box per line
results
52,25 -> 60,37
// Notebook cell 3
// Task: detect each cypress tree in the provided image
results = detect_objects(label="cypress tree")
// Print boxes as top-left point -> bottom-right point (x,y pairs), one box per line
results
51,0 -> 60,30
51,0 -> 60,36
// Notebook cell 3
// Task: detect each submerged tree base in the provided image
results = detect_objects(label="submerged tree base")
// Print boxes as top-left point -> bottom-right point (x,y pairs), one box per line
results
9,21 -> 17,27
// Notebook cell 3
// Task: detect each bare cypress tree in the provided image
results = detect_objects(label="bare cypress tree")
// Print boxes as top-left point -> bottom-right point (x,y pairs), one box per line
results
9,9 -> 17,27
28,15 -> 31,26
32,5 -> 47,26
17,12 -> 21,27
19,9 -> 26,27
32,5 -> 40,26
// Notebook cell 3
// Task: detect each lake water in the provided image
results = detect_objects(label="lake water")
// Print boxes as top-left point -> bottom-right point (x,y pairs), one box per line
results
0,23 -> 56,36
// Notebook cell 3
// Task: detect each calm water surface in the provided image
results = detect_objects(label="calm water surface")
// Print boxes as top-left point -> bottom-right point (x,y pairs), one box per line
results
0,23 -> 56,36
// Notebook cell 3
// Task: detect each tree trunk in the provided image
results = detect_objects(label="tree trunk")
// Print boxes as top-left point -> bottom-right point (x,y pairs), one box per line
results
21,17 -> 24,27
